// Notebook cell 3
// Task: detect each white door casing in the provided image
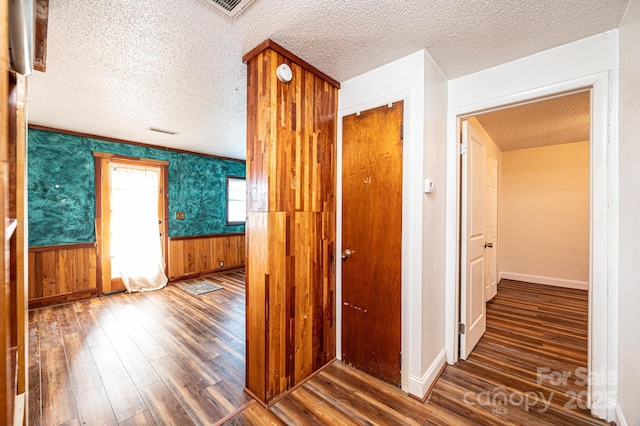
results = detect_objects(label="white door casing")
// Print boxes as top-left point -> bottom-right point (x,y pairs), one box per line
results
446,70 -> 616,421
460,119 -> 487,359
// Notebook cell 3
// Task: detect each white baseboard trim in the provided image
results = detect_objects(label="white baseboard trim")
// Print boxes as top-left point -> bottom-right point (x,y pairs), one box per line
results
615,401 -> 628,426
408,348 -> 447,399
499,272 -> 589,290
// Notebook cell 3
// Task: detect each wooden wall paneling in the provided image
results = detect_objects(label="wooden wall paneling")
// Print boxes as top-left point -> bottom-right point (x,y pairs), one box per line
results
28,252 -> 38,300
188,237 -> 197,273
245,49 -> 276,214
249,53 -> 336,215
200,237 -> 211,271
61,249 -> 76,295
266,212 -> 287,401
0,40 -> 9,424
244,40 -> 338,406
246,211 -> 336,403
233,235 -> 245,266
169,239 -> 183,277
27,245 -> 98,309
296,213 -> 323,383
245,212 -> 268,402
180,238 -> 196,276
316,213 -> 335,371
184,238 -> 196,273
315,79 -> 338,213
41,250 -> 55,297
195,237 -> 203,269
214,237 -> 224,269
167,234 -> 246,281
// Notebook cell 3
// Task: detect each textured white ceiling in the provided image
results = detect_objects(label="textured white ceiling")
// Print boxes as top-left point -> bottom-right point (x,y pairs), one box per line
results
27,0 -> 628,159
474,92 -> 591,152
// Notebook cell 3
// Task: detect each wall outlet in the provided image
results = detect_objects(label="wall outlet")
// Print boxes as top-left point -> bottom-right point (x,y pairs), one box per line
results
219,260 -> 224,267
175,212 -> 185,220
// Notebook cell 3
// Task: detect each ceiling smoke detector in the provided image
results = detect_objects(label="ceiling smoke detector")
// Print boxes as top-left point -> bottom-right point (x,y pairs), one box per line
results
202,0 -> 256,18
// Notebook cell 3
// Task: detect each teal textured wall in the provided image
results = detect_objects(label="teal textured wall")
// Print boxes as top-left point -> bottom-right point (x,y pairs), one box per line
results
28,129 -> 245,247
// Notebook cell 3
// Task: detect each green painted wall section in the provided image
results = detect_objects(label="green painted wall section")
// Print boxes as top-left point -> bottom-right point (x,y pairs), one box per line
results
28,129 -> 245,247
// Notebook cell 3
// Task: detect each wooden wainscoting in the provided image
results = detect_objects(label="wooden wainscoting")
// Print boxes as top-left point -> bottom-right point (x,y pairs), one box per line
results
28,233 -> 245,308
168,233 -> 245,281
28,243 -> 97,309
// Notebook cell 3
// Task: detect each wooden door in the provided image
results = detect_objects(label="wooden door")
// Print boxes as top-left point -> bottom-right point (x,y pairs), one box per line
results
460,119 -> 487,359
342,102 -> 403,386
485,155 -> 498,301
95,154 -> 168,294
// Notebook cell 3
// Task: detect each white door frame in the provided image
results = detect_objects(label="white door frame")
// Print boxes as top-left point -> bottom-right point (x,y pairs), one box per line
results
444,71 -> 617,421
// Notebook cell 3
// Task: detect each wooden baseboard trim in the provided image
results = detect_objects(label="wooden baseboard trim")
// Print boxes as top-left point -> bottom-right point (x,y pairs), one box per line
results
212,400 -> 257,426
242,387 -> 267,409
168,265 -> 245,282
29,288 -> 98,310
244,358 -> 337,408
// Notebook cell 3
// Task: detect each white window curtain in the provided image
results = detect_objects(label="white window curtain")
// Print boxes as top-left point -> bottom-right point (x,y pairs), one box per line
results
110,162 -> 168,292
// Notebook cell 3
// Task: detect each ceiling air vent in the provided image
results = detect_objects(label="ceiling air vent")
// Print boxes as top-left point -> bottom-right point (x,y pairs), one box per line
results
202,0 -> 256,18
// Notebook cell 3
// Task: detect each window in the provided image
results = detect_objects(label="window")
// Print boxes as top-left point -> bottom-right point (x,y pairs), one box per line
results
227,176 -> 246,225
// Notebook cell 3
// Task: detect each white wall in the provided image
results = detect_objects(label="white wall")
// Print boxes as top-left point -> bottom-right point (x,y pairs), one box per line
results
446,31 -> 618,421
448,31 -> 619,109
420,50 -> 449,383
338,50 -> 448,398
500,141 -> 590,288
616,0 -> 640,424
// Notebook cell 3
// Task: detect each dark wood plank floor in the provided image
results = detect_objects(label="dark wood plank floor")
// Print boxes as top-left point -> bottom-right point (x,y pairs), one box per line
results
226,279 -> 606,426
31,273 -> 606,425
29,270 -> 252,426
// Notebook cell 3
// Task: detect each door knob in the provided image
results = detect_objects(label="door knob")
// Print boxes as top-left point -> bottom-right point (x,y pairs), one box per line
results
341,249 -> 353,259
484,242 -> 493,248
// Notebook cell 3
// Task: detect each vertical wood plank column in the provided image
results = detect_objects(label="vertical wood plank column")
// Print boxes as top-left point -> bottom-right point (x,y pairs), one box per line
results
243,40 -> 339,406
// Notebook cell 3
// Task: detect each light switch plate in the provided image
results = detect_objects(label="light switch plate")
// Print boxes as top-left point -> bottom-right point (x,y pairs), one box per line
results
424,179 -> 434,194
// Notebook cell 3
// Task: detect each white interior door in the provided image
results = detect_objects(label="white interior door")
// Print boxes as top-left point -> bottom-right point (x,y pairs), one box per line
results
460,119 -> 487,359
485,154 -> 498,301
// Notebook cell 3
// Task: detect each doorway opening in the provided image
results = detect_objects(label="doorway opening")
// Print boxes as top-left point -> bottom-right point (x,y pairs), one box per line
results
94,153 -> 169,294
459,91 -> 591,358
456,88 -> 597,409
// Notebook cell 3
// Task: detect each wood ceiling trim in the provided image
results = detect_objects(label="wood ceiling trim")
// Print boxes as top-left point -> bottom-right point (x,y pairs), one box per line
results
243,39 -> 341,89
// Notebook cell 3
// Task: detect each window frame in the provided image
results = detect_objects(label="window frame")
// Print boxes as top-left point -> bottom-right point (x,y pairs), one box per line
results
226,175 -> 246,226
